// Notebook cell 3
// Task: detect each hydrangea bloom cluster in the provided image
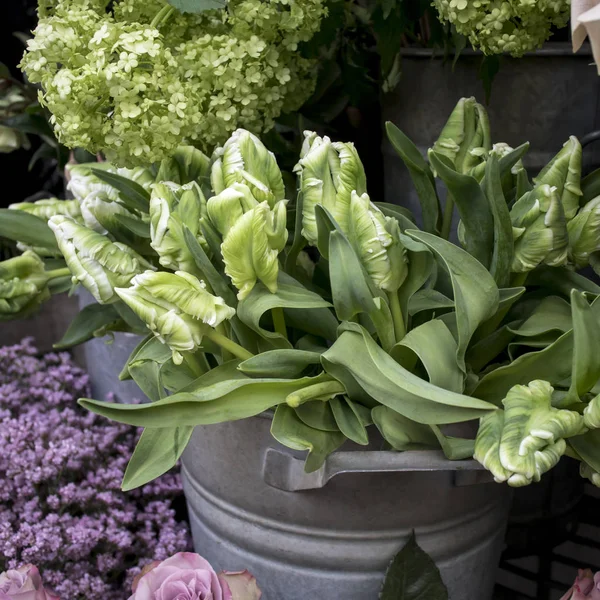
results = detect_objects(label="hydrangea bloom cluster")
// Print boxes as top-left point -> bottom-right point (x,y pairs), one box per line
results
433,0 -> 570,56
0,339 -> 191,599
21,0 -> 327,166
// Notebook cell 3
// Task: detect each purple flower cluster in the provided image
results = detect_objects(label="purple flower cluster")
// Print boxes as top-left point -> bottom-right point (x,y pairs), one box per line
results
0,339 -> 192,599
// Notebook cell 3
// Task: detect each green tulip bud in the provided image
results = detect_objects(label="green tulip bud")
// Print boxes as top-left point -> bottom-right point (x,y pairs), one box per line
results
583,393 -> 600,429
534,136 -> 583,221
222,200 -> 288,300
0,251 -> 50,320
475,380 -> 584,487
294,132 -> 367,244
431,97 -> 491,175
211,130 -> 285,206
48,215 -> 153,304
347,191 -> 408,292
567,196 -> 600,269
580,461 -> 600,487
510,183 -> 569,272
150,181 -> 208,272
115,270 -> 235,364
206,183 -> 259,237
9,198 -> 81,221
155,146 -> 211,188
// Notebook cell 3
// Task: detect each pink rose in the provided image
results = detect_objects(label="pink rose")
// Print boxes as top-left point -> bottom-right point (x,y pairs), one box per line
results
561,569 -> 600,600
129,553 -> 261,600
0,565 -> 59,600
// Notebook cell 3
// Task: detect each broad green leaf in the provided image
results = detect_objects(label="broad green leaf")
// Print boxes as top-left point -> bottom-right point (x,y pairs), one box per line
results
129,360 -> 165,403
391,320 -> 464,394
90,168 -> 150,212
80,372 -> 332,428
497,143 -> 530,180
199,217 -> 225,271
430,425 -> 475,460
160,358 -> 198,392
407,230 -> 499,372
483,155 -> 513,287
119,334 -> 153,381
0,209 -> 59,250
165,0 -> 225,13
582,167 -> 600,205
271,404 -> 346,472
527,266 -> 600,297
328,228 -> 395,351
238,349 -> 322,378
53,304 -> 121,349
569,429 -> 600,474
508,296 -> 572,337
114,213 -> 151,238
563,291 -> 600,406
428,151 -> 494,268
473,330 -> 574,404
237,274 -> 336,348
330,397 -> 369,445
372,405 -> 438,450
113,300 -> 148,335
385,122 -> 441,235
375,202 -> 417,232
322,323 -> 497,424
508,332 -> 562,360
183,226 -> 237,306
285,188 -> 306,276
295,401 -> 339,432
122,426 -> 194,491
408,289 -> 454,316
380,532 -> 448,600
133,335 -> 173,363
466,322 -> 518,374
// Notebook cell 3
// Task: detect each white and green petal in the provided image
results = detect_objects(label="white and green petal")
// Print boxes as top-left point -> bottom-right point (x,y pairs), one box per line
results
206,183 -> 259,237
9,198 -> 81,221
567,196 -> 600,269
583,394 -> 600,429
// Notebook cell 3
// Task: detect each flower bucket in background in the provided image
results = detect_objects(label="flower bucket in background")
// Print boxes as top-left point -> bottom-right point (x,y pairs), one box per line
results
181,415 -> 511,600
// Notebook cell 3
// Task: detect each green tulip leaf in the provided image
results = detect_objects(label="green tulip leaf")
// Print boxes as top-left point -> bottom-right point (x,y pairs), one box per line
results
569,429 -> 600,474
466,322 -> 519,375
428,151 -> 493,268
271,404 -> 346,472
408,289 -> 454,316
330,396 -> 369,445
238,349 -> 322,378
128,359 -> 165,403
0,209 -> 59,250
114,213 -> 151,238
53,303 -> 121,349
322,323 -> 496,424
295,401 -> 339,432
429,425 -> 475,460
372,405 -> 439,451
122,426 -> 194,491
160,358 -> 199,392
375,202 -> 418,232
527,266 -> 600,298
406,230 -> 499,372
385,122 -> 441,235
90,168 -> 150,213
508,296 -> 572,337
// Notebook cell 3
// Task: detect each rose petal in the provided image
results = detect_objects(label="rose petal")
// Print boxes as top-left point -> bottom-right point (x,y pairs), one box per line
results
218,571 -> 262,600
132,562 -> 161,593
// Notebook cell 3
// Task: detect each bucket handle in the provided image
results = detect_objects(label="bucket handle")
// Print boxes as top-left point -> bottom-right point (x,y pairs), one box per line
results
262,447 -> 494,492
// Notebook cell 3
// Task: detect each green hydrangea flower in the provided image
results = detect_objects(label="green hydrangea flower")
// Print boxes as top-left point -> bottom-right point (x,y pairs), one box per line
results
115,270 -> 235,364
0,251 -> 50,320
221,200 -> 288,299
475,380 -> 585,486
510,183 -> 569,272
294,132 -> 367,244
21,0 -> 327,166
150,181 -> 207,272
433,0 -> 570,57
48,215 -> 153,303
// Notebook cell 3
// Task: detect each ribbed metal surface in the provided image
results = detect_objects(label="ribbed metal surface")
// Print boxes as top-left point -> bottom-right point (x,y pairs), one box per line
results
182,415 -> 511,600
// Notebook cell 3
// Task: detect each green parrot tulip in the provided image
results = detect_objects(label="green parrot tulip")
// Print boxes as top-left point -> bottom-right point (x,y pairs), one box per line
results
294,132 -> 367,244
347,191 -> 408,292
206,183 -> 259,238
48,215 -> 153,304
510,183 -> 569,272
475,380 -> 585,486
221,200 -> 288,300
9,198 -> 81,221
115,270 -> 235,364
211,129 -> 285,206
149,181 -> 208,272
567,196 -> 600,270
534,136 -> 583,221
583,394 -> 600,429
0,251 -> 51,320
431,97 -> 491,175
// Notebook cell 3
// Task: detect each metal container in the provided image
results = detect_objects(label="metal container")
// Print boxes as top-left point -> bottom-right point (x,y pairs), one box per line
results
182,414 -> 511,600
383,44 -> 600,226
76,289 -> 144,404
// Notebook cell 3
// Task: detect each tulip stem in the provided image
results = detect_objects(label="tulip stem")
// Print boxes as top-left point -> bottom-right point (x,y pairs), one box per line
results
216,323 -> 233,362
46,268 -> 71,280
183,352 -> 210,378
388,291 -> 405,342
205,329 -> 254,361
272,307 -> 287,340
440,194 -> 455,240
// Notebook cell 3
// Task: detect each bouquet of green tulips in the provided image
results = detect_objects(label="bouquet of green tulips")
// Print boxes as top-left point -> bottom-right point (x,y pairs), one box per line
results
3,97 -> 600,492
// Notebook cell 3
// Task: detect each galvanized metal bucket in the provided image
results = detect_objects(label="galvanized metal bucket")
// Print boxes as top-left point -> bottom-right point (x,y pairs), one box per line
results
383,44 -> 600,227
76,289 -> 144,404
181,414 -> 511,600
